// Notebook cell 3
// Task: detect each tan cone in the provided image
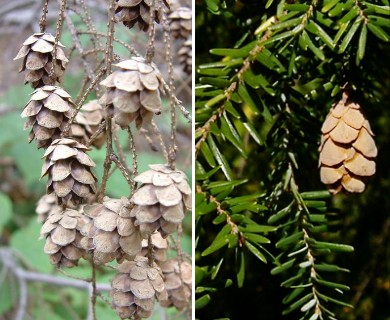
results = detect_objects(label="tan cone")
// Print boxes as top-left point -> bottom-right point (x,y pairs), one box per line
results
159,258 -> 192,310
168,7 -> 192,39
80,196 -> 143,265
40,208 -> 90,268
14,33 -> 68,88
319,93 -> 377,193
110,256 -> 168,319
36,193 -> 62,223
140,232 -> 168,262
41,138 -> 97,207
130,164 -> 191,238
178,39 -> 192,75
99,57 -> 163,129
72,100 -> 106,149
115,0 -> 168,32
21,85 -> 75,149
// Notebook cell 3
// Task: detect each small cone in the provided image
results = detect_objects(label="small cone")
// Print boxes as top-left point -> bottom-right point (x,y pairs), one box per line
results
130,164 -> 191,238
14,33 -> 68,88
41,138 -> 97,207
178,39 -> 192,75
159,258 -> 192,310
168,7 -> 192,39
319,93 -> 377,194
80,196 -> 143,265
40,208 -> 90,267
99,57 -> 163,129
115,0 -> 168,32
36,193 -> 62,223
21,85 -> 75,149
110,256 -> 167,319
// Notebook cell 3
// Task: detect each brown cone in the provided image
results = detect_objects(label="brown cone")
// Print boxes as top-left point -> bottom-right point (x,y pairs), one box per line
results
41,138 -> 97,207
99,57 -> 163,129
72,100 -> 106,149
115,0 -> 168,32
159,258 -> 192,310
110,256 -> 167,319
168,7 -> 192,39
21,85 -> 75,149
36,193 -> 62,223
14,33 -> 68,88
40,208 -> 90,268
178,39 -> 192,75
130,164 -> 191,238
80,196 -> 143,265
319,93 -> 377,194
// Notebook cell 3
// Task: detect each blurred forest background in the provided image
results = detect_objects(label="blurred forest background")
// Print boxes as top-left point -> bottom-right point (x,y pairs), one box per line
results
195,0 -> 390,320
0,0 -> 192,319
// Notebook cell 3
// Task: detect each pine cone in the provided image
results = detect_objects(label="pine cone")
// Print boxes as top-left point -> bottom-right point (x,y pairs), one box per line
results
36,193 -> 62,223
140,232 -> 168,262
80,196 -> 143,265
130,164 -> 191,238
178,39 -> 192,75
159,258 -> 191,310
110,256 -> 168,319
41,138 -> 97,207
168,7 -> 192,39
319,94 -> 377,193
115,0 -> 167,32
21,85 -> 75,149
72,100 -> 106,149
14,33 -> 68,88
40,208 -> 90,268
99,57 -> 163,129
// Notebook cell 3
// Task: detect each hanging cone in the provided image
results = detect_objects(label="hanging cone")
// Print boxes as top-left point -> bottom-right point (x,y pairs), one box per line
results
36,193 -> 62,223
41,138 -> 97,207
110,256 -> 168,319
40,208 -> 90,268
319,93 -> 377,194
130,164 -> 191,238
159,258 -> 192,310
168,7 -> 192,39
14,32 -> 68,88
99,57 -> 163,129
115,0 -> 168,32
80,196 -> 143,265
178,38 -> 192,75
21,85 -> 75,149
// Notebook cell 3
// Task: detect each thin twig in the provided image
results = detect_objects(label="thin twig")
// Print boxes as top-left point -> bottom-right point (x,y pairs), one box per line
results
145,0 -> 156,64
110,153 -> 133,190
77,31 -> 140,56
90,257 -> 97,320
162,14 -> 177,169
113,127 -> 132,178
62,66 -> 107,137
39,0 -> 49,32
127,126 -> 138,192
98,0 -> 116,202
87,120 -> 106,147
150,120 -> 169,162
63,10 -> 96,82
50,0 -> 67,83
0,249 -> 111,291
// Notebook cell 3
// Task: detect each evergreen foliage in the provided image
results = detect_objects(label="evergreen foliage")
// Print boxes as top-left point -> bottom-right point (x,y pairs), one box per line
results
195,0 -> 390,319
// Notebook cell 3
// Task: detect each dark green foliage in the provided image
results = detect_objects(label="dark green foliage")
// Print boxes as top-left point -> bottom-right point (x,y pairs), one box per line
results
195,0 -> 390,319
